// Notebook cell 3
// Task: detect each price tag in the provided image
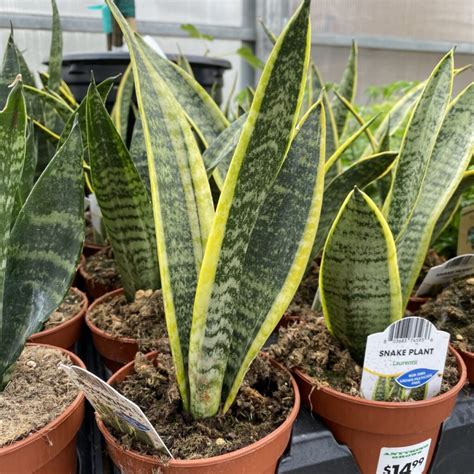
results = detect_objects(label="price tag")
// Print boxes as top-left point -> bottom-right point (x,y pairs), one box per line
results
416,254 -> 474,296
60,364 -> 173,458
360,318 -> 449,401
376,439 -> 431,474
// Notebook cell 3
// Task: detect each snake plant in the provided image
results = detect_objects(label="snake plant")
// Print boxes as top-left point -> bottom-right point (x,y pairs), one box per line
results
0,78 -> 84,389
108,0 -> 326,419
320,53 -> 474,363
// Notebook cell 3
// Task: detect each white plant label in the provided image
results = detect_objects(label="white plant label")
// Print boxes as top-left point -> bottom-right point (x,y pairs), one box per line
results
360,318 -> 449,401
416,254 -> 474,296
376,439 -> 431,474
86,193 -> 103,239
60,364 -> 173,458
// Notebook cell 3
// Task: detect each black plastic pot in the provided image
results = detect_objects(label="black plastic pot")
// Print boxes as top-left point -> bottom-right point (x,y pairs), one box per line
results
59,52 -> 231,108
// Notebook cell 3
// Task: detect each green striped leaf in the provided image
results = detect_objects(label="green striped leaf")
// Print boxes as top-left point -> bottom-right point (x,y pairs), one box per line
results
137,38 -> 229,186
107,0 -> 215,410
0,79 -> 27,349
324,115 -> 378,173
204,113 -> 247,178
129,116 -> 149,194
223,101 -> 326,411
310,151 -> 398,261
24,85 -> 74,123
322,90 -> 339,180
47,0 -> 63,92
112,64 -> 134,140
1,121 -> 84,389
396,84 -> 474,305
331,41 -> 357,137
384,52 -> 453,238
188,0 -> 311,418
87,83 -> 160,300
432,170 -> 474,242
320,187 -> 402,363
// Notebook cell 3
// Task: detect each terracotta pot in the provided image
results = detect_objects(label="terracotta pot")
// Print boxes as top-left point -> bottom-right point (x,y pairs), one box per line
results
0,343 -> 85,474
407,295 -> 430,313
86,288 -> 139,372
78,253 -> 120,301
458,349 -> 474,384
28,288 -> 88,351
293,347 -> 466,473
97,352 -> 300,473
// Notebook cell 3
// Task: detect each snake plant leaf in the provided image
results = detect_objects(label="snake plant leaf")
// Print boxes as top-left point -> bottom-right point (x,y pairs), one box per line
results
112,64 -> 134,140
320,187 -> 402,363
309,151 -> 398,263
223,101 -> 326,411
47,0 -> 63,92
0,120 -> 84,389
204,113 -> 247,178
258,18 -> 278,43
87,83 -> 160,300
396,84 -> 474,305
0,79 -> 27,339
24,85 -> 74,123
136,38 -> 229,185
107,0 -> 215,410
331,41 -> 357,137
333,90 -> 378,152
188,0 -> 311,419
324,115 -> 378,173
432,170 -> 474,242
322,90 -> 339,180
384,51 -> 453,238
129,116 -> 149,193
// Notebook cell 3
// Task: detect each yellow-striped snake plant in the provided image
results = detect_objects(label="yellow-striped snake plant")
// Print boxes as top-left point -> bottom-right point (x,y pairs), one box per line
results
0,78 -> 84,389
108,0 -> 327,419
320,52 -> 474,362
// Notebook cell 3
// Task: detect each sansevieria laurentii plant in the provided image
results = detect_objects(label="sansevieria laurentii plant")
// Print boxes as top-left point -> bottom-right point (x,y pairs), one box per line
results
319,52 -> 474,363
107,0 -> 326,419
0,77 -> 84,389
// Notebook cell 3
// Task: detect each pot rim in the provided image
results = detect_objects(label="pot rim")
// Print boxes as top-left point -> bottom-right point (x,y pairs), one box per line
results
85,288 -> 140,345
0,343 -> 85,454
28,287 -> 88,341
294,345 -> 467,409
459,348 -> 474,359
97,351 -> 300,467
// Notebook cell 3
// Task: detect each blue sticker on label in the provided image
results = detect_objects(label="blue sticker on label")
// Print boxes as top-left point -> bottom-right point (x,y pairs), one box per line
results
116,411 -> 150,431
396,368 -> 438,389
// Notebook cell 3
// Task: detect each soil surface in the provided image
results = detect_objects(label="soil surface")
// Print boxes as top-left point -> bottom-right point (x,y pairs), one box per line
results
269,312 -> 460,399
42,288 -> 83,330
83,247 -> 121,289
0,346 -> 79,447
88,290 -> 168,350
417,277 -> 474,352
108,353 -> 294,460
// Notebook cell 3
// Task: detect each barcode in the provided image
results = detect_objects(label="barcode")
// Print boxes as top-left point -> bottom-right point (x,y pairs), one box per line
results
388,318 -> 432,341
445,255 -> 474,268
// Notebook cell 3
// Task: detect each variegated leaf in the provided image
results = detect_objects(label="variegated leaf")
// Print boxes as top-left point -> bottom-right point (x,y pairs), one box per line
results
129,116 -> 150,193
112,63 -> 134,140
0,121 -> 84,388
87,83 -> 160,300
0,80 -> 27,351
384,52 -> 453,237
188,0 -> 311,418
331,41 -> 357,137
107,0 -> 215,410
396,84 -> 474,305
310,151 -> 398,261
204,113 -> 247,178
320,188 -> 402,363
223,101 -> 326,411
432,170 -> 474,242
47,0 -> 63,92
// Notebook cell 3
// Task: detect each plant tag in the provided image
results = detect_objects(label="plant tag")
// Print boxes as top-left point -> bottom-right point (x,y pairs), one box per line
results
60,364 -> 173,458
87,193 -> 103,239
360,317 -> 449,401
457,205 -> 474,255
376,438 -> 431,474
415,254 -> 474,296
